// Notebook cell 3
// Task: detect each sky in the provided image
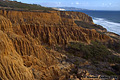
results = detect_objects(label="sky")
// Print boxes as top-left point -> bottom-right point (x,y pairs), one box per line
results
17,0 -> 120,10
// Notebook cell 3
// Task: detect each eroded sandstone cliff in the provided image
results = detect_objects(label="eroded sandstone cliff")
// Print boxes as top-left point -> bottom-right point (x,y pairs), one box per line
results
0,9 -> 113,80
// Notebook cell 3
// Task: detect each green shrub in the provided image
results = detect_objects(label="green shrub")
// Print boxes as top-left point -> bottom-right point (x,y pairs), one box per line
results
75,21 -> 106,30
0,0 -> 54,11
108,41 -> 120,53
102,71 -> 116,76
66,41 -> 120,63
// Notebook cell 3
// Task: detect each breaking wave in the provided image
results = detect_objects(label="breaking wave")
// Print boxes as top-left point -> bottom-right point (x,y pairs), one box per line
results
93,17 -> 120,35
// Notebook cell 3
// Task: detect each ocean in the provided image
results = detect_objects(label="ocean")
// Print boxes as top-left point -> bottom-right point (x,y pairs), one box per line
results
72,10 -> 120,35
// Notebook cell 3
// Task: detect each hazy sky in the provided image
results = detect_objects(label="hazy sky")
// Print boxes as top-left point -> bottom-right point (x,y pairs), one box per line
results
17,0 -> 120,10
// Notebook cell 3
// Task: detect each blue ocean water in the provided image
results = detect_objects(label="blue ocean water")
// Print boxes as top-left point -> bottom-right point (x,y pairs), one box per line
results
73,10 -> 120,35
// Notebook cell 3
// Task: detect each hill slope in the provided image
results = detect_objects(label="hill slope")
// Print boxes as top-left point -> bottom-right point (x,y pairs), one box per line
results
0,0 -> 54,11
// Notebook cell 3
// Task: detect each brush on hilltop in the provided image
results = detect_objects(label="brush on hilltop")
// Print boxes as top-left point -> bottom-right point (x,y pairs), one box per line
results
0,0 -> 54,11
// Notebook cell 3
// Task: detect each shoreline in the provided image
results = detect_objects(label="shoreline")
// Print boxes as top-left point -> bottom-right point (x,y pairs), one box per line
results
65,10 -> 120,36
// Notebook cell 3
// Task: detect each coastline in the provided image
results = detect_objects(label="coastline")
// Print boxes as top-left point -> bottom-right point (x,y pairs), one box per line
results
65,10 -> 120,35
0,8 -> 120,80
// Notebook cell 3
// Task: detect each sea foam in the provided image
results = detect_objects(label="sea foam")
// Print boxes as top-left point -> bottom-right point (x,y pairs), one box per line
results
93,17 -> 120,35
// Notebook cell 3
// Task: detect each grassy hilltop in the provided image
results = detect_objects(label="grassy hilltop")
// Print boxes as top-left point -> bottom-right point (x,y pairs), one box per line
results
0,0 -> 54,11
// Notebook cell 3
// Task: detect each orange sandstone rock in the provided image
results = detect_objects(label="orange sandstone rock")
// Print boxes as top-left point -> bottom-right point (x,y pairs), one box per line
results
0,9 -> 112,80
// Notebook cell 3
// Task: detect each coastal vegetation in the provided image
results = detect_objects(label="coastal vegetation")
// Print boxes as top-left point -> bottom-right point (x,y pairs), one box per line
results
108,41 -> 120,53
0,0 -> 54,10
75,21 -> 106,31
66,41 -> 120,63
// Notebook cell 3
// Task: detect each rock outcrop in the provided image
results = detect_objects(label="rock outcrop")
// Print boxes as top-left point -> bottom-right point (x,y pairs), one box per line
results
0,10 -> 111,44
0,9 -> 113,80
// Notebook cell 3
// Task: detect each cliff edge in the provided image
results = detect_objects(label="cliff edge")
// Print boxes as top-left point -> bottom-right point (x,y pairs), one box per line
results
0,9 -> 119,80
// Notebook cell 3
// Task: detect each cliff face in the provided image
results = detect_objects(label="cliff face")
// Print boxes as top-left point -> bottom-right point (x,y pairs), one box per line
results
0,10 -> 110,44
58,11 -> 93,23
0,10 -> 112,80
